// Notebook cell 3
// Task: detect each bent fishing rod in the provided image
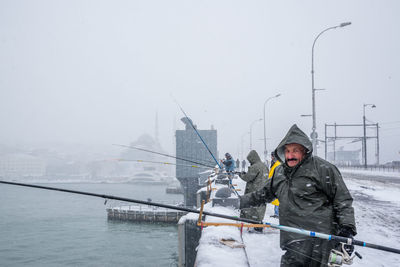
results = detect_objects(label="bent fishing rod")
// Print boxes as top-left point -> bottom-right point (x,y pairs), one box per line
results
3,180 -> 398,255
172,97 -> 222,169
112,144 -> 215,169
114,158 -> 209,169
172,98 -> 242,197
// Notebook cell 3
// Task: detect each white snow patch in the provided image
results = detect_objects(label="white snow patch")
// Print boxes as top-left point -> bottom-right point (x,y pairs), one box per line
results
195,170 -> 400,266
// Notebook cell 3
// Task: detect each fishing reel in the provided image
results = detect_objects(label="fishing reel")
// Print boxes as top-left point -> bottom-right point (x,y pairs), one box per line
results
328,243 -> 362,266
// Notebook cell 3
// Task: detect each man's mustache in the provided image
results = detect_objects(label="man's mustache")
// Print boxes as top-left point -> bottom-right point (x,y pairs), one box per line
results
287,158 -> 298,162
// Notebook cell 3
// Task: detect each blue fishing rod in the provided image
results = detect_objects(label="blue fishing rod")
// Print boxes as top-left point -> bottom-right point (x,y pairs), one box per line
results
1,180 -> 400,257
173,98 -> 242,197
173,98 -> 222,169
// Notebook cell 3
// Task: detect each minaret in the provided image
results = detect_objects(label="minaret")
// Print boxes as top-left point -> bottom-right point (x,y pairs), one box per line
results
155,111 -> 159,144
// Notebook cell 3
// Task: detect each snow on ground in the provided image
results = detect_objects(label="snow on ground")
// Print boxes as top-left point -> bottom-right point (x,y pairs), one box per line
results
345,175 -> 400,267
340,167 -> 400,178
242,205 -> 281,267
195,204 -> 249,267
340,167 -> 400,185
196,171 -> 400,267
196,224 -> 248,267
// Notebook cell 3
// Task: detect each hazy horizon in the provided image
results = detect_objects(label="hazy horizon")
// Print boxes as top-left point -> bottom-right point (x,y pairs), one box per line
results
1,0 -> 399,164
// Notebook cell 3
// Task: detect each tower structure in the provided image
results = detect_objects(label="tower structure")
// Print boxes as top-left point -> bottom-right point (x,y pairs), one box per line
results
175,118 -> 217,207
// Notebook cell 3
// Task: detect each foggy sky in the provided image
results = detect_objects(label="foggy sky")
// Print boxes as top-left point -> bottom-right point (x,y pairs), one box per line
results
1,0 -> 399,164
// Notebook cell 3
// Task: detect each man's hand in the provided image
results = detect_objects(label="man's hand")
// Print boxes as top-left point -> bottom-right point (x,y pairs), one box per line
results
343,242 -> 354,256
238,195 -> 246,209
338,226 -> 355,256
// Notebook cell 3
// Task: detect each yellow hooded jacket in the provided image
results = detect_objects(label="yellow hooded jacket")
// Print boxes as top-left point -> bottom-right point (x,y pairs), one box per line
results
268,160 -> 281,206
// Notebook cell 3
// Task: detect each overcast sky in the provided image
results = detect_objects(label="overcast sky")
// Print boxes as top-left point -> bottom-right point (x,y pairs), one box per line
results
1,0 -> 399,163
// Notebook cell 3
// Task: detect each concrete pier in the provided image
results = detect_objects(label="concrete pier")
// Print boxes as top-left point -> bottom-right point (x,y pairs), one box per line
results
107,204 -> 186,223
178,215 -> 202,267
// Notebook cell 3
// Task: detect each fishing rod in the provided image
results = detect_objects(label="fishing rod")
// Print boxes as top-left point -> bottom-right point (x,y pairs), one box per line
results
4,180 -> 397,256
172,99 -> 242,197
172,98 -> 222,169
112,144 -> 215,169
114,158 -> 209,169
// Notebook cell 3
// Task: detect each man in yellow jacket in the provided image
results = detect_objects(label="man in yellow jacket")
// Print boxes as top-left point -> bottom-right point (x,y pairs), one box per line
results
269,151 -> 280,218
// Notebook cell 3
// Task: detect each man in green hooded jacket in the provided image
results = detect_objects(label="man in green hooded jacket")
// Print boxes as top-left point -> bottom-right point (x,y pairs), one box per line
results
240,124 -> 356,266
239,150 -> 268,224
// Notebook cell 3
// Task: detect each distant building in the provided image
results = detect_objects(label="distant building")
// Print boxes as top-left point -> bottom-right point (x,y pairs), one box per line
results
88,160 -> 124,180
385,161 -> 400,167
327,147 -> 361,165
120,134 -> 170,173
0,153 -> 46,178
176,118 -> 217,207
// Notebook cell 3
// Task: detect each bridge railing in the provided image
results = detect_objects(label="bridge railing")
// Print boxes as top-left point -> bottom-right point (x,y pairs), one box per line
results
337,164 -> 400,173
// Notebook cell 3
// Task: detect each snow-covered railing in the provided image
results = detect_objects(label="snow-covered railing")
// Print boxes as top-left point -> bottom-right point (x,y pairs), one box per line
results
338,164 -> 400,173
106,200 -> 186,223
108,200 -> 183,210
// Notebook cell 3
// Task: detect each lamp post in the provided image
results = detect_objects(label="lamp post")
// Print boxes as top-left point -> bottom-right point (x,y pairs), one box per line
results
250,118 -> 262,150
363,103 -> 376,168
240,132 -> 249,159
263,93 -> 281,161
311,22 -> 351,155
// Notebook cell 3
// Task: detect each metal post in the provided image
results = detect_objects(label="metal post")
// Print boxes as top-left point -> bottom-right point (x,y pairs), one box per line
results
376,123 -> 380,165
263,104 -> 266,156
311,22 -> 351,156
363,103 -> 376,168
324,124 -> 327,160
250,127 -> 253,151
250,119 -> 262,151
241,132 -> 248,160
263,94 -> 281,161
363,111 -> 367,168
333,123 -> 337,162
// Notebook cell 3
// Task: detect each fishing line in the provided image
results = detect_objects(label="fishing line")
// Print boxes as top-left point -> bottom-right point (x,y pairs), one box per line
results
171,96 -> 221,169
113,144 -> 215,168
2,180 -> 399,255
114,158 -> 209,169
171,97 -> 243,197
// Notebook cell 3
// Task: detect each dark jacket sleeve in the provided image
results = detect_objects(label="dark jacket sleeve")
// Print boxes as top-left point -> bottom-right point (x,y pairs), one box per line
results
240,179 -> 275,208
223,160 -> 232,167
321,164 -> 357,235
239,165 -> 259,182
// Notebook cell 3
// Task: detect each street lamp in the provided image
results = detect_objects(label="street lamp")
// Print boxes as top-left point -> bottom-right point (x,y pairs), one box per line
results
250,118 -> 262,150
363,103 -> 376,168
240,132 -> 249,159
311,22 -> 351,155
263,93 -> 282,161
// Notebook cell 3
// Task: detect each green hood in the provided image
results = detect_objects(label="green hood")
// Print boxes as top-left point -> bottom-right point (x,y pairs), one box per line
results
274,124 -> 313,164
246,150 -> 261,165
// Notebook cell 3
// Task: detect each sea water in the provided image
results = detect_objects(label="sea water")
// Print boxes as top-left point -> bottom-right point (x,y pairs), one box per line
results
0,183 -> 183,267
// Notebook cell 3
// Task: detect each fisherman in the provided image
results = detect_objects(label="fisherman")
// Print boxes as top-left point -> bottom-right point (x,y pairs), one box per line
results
268,151 -> 280,218
240,124 -> 356,266
221,153 -> 235,174
238,150 -> 268,232
241,159 -> 246,171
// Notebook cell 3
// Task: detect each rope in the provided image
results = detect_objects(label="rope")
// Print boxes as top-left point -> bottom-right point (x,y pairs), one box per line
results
240,228 -> 252,267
